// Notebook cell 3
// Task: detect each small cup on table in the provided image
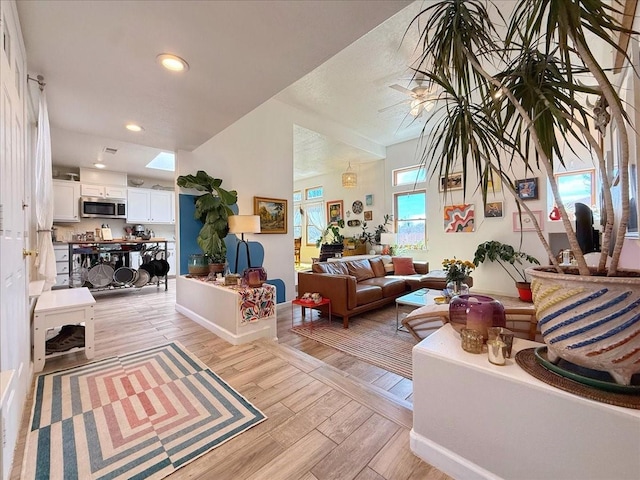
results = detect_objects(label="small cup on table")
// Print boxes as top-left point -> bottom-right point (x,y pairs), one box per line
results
487,327 -> 515,358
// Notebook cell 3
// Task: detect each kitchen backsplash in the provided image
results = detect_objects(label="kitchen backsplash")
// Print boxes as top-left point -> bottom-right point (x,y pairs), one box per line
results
53,218 -> 176,242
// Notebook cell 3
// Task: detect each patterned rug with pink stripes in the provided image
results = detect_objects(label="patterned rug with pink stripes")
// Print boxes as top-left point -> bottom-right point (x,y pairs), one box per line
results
23,342 -> 266,480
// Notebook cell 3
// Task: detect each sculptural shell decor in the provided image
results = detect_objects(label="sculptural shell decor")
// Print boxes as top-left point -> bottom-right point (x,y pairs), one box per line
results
528,267 -> 640,386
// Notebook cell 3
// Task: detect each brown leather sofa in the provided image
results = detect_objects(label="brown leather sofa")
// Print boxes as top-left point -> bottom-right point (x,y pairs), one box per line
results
297,256 -> 473,328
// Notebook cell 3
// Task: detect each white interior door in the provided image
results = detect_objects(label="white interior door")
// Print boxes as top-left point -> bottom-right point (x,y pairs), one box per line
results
0,2 -> 31,479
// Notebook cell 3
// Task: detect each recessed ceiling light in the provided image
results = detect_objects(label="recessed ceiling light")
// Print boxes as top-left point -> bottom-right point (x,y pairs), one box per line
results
94,163 -> 106,169
156,53 -> 189,72
125,123 -> 143,132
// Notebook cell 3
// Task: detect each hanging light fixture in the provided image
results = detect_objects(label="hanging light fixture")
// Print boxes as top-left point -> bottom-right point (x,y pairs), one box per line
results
342,162 -> 357,188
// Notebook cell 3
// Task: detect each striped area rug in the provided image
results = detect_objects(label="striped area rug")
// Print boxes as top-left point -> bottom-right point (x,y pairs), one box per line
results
23,342 -> 266,480
291,319 -> 414,379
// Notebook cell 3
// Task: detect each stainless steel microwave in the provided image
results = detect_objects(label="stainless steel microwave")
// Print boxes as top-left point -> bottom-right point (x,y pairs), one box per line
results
80,197 -> 127,219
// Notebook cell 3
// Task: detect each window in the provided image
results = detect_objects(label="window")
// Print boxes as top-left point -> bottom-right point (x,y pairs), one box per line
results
306,186 -> 323,200
393,165 -> 426,186
553,169 -> 595,220
394,191 -> 427,248
293,191 -> 302,239
305,201 -> 324,246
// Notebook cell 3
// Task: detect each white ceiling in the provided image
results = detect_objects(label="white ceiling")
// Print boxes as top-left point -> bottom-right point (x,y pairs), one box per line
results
17,0 -> 433,182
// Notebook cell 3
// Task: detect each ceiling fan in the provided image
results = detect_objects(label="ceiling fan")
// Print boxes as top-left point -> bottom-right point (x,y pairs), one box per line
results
380,74 -> 437,118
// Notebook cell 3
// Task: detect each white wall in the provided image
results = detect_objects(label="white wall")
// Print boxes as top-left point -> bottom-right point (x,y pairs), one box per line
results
294,160 -> 387,263
386,138 -> 550,297
177,101 -> 296,299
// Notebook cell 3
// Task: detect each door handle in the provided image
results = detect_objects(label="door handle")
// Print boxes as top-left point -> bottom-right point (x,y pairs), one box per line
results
23,249 -> 38,258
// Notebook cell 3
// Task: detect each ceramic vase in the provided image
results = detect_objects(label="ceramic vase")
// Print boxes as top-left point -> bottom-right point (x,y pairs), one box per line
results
528,266 -> 640,385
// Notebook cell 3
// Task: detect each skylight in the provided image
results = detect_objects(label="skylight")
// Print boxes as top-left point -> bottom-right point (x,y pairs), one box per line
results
146,152 -> 175,172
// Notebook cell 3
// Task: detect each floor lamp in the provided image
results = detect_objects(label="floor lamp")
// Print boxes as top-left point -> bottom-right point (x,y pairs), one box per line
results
228,215 -> 261,274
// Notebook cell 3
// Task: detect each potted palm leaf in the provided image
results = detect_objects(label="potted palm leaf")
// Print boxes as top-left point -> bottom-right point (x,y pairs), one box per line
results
410,0 -> 639,385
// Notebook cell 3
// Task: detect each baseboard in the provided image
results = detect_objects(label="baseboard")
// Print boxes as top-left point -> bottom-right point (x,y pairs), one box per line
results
409,429 -> 501,480
175,303 -> 276,345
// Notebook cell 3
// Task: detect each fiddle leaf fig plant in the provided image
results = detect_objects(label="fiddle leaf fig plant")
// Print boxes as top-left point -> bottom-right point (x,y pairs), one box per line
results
176,170 -> 238,263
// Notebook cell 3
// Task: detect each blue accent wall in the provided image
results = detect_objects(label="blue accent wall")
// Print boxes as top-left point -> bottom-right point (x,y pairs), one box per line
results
179,193 -> 285,302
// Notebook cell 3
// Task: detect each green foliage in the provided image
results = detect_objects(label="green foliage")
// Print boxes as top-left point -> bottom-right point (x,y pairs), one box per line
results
408,0 -> 636,274
316,220 -> 345,247
360,214 -> 392,244
473,240 -> 540,283
177,171 -> 238,262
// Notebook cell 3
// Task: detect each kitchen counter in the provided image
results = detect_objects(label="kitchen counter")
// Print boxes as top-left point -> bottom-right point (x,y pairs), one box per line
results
70,238 -> 167,244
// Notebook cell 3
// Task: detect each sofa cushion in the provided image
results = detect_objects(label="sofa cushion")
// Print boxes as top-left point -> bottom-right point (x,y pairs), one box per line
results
392,257 -> 416,275
369,257 -> 387,277
354,283 -> 383,306
360,277 -> 406,297
312,261 -> 349,275
347,259 -> 375,282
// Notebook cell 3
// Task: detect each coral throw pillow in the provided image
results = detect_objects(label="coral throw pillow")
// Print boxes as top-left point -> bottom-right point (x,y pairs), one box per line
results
392,257 -> 416,275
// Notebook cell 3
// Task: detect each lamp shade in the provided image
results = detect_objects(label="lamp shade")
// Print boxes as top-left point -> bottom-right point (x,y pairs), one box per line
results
228,215 -> 261,234
380,233 -> 396,245
342,162 -> 357,188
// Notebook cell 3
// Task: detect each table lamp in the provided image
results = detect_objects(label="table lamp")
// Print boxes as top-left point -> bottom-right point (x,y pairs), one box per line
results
379,232 -> 396,247
228,215 -> 261,273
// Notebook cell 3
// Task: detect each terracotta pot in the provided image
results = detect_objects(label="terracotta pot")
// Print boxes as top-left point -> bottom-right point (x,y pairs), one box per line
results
516,281 -> 533,302
527,266 -> 640,385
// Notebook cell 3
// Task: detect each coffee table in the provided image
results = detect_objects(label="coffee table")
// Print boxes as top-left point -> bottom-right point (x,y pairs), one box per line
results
395,288 -> 444,331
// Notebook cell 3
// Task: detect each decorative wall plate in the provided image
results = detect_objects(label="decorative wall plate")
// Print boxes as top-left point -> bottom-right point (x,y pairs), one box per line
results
352,200 -> 363,214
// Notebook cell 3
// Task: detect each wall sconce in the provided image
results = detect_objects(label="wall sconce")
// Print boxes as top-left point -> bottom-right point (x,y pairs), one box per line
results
342,162 -> 357,188
228,215 -> 261,273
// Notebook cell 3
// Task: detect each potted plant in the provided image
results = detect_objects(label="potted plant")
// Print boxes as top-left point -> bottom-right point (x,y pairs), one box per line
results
473,241 -> 541,302
411,0 -> 640,385
176,171 -> 238,274
315,220 -> 345,247
360,214 -> 392,251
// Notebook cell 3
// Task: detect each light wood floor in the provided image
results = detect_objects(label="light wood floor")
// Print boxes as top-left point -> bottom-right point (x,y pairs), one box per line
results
11,280 -> 448,480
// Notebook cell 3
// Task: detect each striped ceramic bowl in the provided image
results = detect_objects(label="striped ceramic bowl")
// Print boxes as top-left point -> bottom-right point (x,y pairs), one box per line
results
528,267 -> 640,386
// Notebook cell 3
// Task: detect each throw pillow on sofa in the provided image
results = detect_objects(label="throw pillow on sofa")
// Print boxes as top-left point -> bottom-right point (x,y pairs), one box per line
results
392,256 -> 416,275
369,257 -> 387,277
346,259 -> 376,281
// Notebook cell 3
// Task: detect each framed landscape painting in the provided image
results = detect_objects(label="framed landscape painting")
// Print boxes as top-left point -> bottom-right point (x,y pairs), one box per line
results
254,196 -> 287,234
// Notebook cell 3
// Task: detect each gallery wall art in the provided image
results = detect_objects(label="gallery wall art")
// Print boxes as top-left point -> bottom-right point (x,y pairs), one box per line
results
444,204 -> 475,232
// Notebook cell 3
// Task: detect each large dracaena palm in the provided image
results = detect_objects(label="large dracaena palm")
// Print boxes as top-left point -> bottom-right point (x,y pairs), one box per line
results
409,0 -> 635,276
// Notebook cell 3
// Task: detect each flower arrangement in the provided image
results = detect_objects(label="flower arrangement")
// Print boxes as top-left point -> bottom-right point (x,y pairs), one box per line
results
442,258 -> 475,283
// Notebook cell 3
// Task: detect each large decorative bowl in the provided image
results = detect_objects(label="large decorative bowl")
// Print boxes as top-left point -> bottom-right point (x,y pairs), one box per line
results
527,267 -> 640,385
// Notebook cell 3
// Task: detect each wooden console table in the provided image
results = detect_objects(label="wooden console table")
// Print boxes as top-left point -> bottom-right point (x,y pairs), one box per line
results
175,276 -> 277,345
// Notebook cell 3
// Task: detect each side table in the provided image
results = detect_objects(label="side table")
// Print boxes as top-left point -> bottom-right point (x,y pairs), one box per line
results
292,298 -> 331,330
33,287 -> 96,372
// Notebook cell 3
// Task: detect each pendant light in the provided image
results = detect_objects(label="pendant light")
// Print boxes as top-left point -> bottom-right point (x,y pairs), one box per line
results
342,162 -> 357,188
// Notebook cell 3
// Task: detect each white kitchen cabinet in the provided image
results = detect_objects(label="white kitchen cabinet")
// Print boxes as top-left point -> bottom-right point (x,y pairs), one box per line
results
149,191 -> 173,223
53,180 -> 81,222
127,187 -> 175,224
53,243 -> 71,289
127,188 -> 151,222
81,184 -> 127,199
